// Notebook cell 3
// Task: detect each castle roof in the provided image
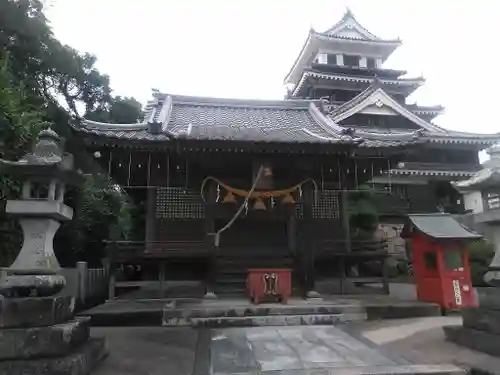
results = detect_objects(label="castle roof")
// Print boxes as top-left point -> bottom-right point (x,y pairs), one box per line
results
284,9 -> 402,86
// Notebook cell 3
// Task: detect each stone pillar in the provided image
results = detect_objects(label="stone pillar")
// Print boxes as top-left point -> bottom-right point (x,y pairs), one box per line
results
444,240 -> 500,357
336,54 -> 344,66
0,128 -> 107,374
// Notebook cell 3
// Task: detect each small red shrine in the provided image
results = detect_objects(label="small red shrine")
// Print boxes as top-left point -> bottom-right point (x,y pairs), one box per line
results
403,214 -> 481,310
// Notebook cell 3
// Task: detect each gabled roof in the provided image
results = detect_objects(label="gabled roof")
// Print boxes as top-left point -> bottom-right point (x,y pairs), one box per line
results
73,93 -> 425,150
323,8 -> 381,41
329,82 -> 445,133
325,83 -> 500,148
407,213 -> 481,239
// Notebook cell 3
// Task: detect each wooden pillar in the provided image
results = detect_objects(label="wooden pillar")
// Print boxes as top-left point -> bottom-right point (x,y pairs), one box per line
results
145,187 -> 158,252
340,190 -> 351,294
341,190 -> 351,252
158,261 -> 165,298
204,181 -> 217,299
105,224 -> 121,301
302,183 -> 318,297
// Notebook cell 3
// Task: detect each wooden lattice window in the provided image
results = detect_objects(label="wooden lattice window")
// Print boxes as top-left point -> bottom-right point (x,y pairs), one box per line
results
155,187 -> 205,219
313,190 -> 340,219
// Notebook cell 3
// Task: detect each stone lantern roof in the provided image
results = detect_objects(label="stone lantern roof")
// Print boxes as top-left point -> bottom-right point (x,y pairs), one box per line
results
0,127 -> 85,186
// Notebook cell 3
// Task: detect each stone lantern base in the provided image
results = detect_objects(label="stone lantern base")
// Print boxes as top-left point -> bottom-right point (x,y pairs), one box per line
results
0,295 -> 108,375
444,287 -> 500,357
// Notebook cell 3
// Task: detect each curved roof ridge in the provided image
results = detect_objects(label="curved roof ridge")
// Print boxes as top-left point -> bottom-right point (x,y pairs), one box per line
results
301,128 -> 359,143
328,81 -> 382,118
169,93 -> 314,109
430,129 -> 500,139
330,85 -> 446,133
323,8 -> 381,41
308,102 -> 346,136
81,118 -> 148,131
302,70 -> 423,84
353,128 -> 424,141
313,30 -> 401,44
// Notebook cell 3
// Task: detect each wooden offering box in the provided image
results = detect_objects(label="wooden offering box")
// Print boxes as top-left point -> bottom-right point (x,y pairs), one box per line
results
246,268 -> 292,304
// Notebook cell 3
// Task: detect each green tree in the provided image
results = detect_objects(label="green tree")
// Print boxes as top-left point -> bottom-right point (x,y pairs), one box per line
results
86,96 -> 144,124
347,184 -> 379,239
0,0 -> 137,266
0,54 -> 44,265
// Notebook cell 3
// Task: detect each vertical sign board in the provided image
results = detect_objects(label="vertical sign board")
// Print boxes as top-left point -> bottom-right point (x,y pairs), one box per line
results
452,279 -> 462,306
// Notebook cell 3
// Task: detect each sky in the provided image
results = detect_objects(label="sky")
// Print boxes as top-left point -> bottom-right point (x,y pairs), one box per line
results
46,0 -> 500,137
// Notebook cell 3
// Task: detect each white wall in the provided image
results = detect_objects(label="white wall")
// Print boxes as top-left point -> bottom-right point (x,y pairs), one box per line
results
463,191 -> 484,213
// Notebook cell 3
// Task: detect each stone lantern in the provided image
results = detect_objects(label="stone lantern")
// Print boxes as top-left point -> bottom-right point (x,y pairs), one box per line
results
0,128 -> 107,374
444,144 -> 500,358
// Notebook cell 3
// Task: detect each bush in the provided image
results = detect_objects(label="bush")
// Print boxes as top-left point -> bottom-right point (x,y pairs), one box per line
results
467,240 -> 495,287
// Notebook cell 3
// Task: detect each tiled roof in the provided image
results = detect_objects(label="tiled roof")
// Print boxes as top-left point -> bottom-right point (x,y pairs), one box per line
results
74,94 -> 422,149
408,214 -> 481,239
75,90 -> 500,150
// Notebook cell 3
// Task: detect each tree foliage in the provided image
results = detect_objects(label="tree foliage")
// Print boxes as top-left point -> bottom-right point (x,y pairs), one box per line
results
347,184 -> 379,238
0,0 -> 138,266
86,96 -> 143,124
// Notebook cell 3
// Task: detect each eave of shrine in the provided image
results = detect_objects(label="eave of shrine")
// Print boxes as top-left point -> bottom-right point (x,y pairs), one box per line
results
72,93 -> 428,155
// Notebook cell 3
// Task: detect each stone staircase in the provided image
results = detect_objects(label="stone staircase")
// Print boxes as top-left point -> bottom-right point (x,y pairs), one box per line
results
213,246 -> 294,297
162,299 -> 367,327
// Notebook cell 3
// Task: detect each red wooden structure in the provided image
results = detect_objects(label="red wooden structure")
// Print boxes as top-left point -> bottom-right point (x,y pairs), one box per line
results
246,268 -> 292,304
404,214 -> 480,310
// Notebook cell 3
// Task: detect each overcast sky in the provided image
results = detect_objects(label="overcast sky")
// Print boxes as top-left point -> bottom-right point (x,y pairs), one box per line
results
47,0 -> 500,136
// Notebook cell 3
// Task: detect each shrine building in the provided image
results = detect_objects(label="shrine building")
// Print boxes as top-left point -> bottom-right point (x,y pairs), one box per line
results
71,9 -> 500,297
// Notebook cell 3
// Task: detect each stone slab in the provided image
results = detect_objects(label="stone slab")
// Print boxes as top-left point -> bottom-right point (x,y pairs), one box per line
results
462,307 -> 500,335
164,312 -> 367,328
237,364 -> 466,375
0,295 -> 74,328
476,288 -> 500,310
0,337 -> 107,375
0,317 -> 90,360
444,325 -> 500,357
92,327 -> 199,375
207,326 -> 465,375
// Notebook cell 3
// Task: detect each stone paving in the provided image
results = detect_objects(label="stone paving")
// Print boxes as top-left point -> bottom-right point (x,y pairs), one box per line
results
89,321 -> 471,375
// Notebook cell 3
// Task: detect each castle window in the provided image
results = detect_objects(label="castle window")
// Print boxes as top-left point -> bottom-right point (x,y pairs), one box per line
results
327,54 -> 337,65
343,55 -> 359,67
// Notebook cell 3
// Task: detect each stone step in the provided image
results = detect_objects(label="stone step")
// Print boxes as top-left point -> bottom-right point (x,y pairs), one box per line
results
82,299 -> 441,327
162,312 -> 367,327
444,325 -> 500,357
0,317 -> 90,360
0,337 -> 107,375
162,303 -> 365,320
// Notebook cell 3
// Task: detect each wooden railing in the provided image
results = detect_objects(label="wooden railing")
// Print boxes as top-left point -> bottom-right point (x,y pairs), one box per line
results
106,240 -> 210,260
393,161 -> 479,172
